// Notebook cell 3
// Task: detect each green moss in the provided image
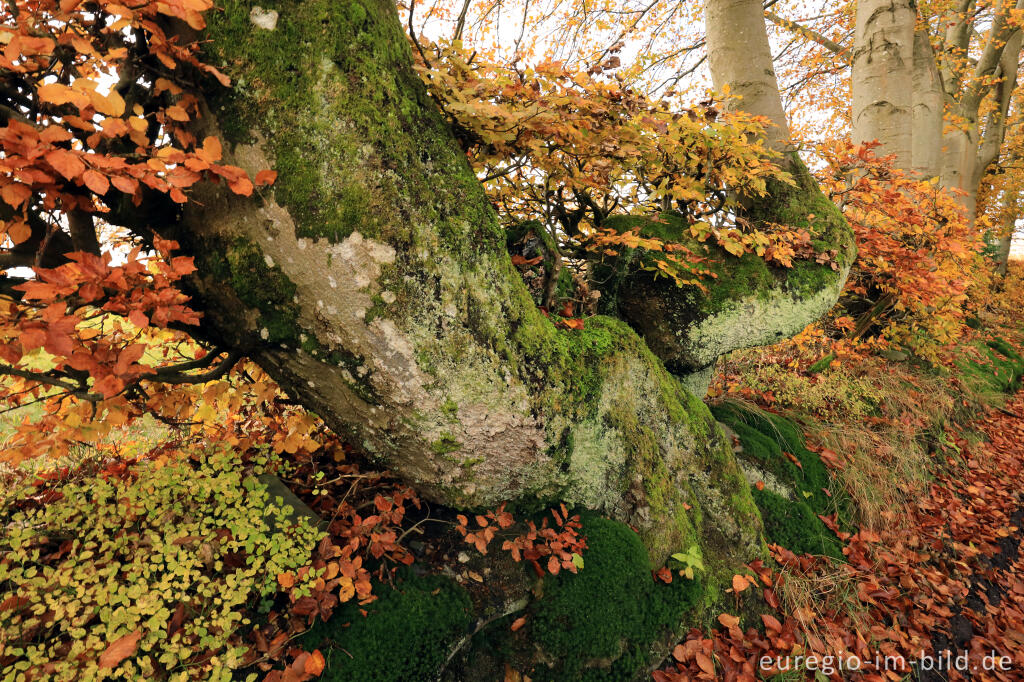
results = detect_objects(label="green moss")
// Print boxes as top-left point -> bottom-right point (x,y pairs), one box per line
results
595,154 -> 852,322
546,427 -> 575,472
527,515 -> 703,680
597,213 -> 777,319
752,488 -> 842,559
711,403 -> 844,518
748,154 -> 853,268
510,313 -> 627,420
959,336 -> 1024,394
511,312 -> 753,564
300,570 -> 472,682
430,433 -> 462,455
507,311 -> 707,441
601,402 -> 702,562
987,337 -> 1024,365
196,237 -> 301,345
588,178 -> 851,377
440,398 -> 459,419
204,0 -> 502,258
711,403 -> 849,557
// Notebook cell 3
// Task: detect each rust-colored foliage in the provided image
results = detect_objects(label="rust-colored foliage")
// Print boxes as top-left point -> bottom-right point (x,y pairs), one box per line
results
455,502 -> 588,576
816,141 -> 986,353
658,363 -> 1024,681
0,0 -> 276,467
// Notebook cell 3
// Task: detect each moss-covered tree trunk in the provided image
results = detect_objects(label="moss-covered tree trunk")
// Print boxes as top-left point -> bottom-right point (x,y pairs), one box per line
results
149,0 -> 851,572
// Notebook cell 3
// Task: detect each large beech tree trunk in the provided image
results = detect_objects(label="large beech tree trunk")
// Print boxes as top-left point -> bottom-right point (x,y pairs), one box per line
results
851,0 -> 916,169
705,0 -> 792,151
149,0 -> 851,567
912,29 -> 945,178
849,0 -> 1023,225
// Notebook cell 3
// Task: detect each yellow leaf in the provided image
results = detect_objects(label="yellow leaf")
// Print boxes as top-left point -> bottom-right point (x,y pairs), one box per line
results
89,88 -> 126,117
37,82 -> 86,108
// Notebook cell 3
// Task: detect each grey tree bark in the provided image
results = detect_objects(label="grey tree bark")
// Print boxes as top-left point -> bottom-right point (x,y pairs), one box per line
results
843,0 -> 1024,224
706,0 -> 792,152
851,0 -> 917,169
913,29 -> 944,178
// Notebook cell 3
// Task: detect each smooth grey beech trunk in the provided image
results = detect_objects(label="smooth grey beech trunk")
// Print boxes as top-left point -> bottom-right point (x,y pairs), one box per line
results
852,0 -> 916,169
146,0 -> 852,572
850,0 -> 1024,227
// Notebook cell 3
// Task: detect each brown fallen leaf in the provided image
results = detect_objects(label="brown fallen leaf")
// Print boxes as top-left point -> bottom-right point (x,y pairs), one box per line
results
305,649 -> 326,676
717,613 -> 740,628
98,628 -> 142,669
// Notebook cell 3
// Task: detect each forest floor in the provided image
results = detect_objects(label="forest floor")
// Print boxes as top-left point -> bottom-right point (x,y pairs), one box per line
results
658,358 -> 1024,681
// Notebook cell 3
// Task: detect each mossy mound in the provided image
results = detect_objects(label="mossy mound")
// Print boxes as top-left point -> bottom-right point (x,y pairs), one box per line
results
587,214 -> 849,379
299,570 -> 472,681
526,514 -> 703,680
595,213 -> 785,320
586,155 -> 853,379
449,514 -> 704,681
710,403 -> 846,559
752,488 -> 842,558
959,335 -> 1024,394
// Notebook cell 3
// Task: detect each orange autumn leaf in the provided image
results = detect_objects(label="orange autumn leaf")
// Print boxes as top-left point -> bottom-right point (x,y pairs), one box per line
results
1,183 -> 32,209
36,81 -> 84,107
165,104 -> 189,121
761,613 -> 783,633
717,613 -> 739,628
45,150 -> 86,180
694,651 -> 715,675
82,169 -> 110,195
98,628 -> 142,669
228,175 -> 254,197
254,169 -> 278,186
5,220 -> 32,245
304,649 -> 325,675
198,135 -> 223,164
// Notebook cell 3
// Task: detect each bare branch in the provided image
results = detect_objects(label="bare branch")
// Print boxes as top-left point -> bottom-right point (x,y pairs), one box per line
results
963,0 -> 1024,115
452,0 -> 472,41
142,349 -> 242,385
765,10 -> 848,59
